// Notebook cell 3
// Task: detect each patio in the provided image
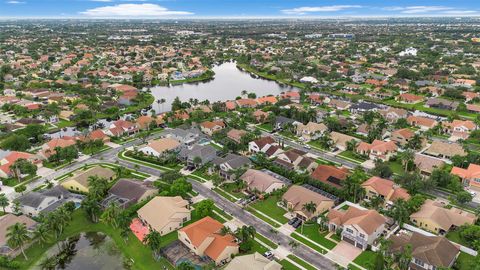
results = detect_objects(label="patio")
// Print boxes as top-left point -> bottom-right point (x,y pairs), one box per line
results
161,240 -> 209,269
130,218 -> 149,242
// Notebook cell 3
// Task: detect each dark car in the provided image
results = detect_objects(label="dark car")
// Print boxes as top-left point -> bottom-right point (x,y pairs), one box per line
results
288,217 -> 298,225
292,219 -> 302,229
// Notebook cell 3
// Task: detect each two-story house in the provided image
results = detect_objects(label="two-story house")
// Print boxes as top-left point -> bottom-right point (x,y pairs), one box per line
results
326,204 -> 387,250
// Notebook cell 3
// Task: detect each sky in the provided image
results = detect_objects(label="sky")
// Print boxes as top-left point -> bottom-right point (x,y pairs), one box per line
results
0,0 -> 479,19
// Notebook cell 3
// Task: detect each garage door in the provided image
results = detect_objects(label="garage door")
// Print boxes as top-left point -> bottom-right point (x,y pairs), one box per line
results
355,242 -> 364,249
343,236 -> 356,246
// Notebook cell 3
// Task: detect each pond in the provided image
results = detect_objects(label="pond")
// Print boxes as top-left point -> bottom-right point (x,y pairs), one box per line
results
33,232 -> 126,270
149,61 -> 299,113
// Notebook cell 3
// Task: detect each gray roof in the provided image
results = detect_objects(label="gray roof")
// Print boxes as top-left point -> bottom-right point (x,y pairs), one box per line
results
179,144 -> 217,160
18,185 -> 74,208
107,179 -> 155,201
275,116 -> 295,125
213,153 -> 251,169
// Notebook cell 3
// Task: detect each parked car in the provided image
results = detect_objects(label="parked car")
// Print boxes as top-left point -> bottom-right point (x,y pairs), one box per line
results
292,219 -> 302,229
288,217 -> 299,225
263,251 -> 274,260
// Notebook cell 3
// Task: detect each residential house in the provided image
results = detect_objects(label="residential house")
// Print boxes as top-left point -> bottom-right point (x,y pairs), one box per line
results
361,176 -> 410,207
274,149 -> 318,173
165,127 -> 202,146
425,98 -> 459,111
0,214 -> 37,256
462,91 -> 480,102
410,199 -> 476,234
326,205 -> 387,250
253,110 -> 270,123
424,141 -> 467,160
282,185 -> 335,220
379,107 -> 409,123
328,99 -> 351,110
407,116 -> 438,131
227,129 -> 247,144
295,122 -> 328,142
61,166 -> 115,193
200,120 -> 226,136
139,138 -> 181,158
0,151 -> 43,179
330,132 -> 361,151
248,136 -> 278,154
396,93 -> 424,104
442,120 -> 477,141
451,163 -> 480,189
138,196 -> 190,236
356,140 -> 397,161
240,169 -> 288,194
349,102 -> 383,114
391,128 -> 415,146
280,91 -> 301,103
274,116 -> 295,131
38,137 -> 77,159
18,185 -> 82,216
311,165 -> 349,188
225,252 -> 282,270
389,231 -> 460,270
105,119 -> 139,137
178,217 -> 239,265
136,115 -> 164,130
178,144 -> 217,169
213,154 -> 251,181
256,96 -> 278,106
414,154 -> 445,177
102,179 -> 157,209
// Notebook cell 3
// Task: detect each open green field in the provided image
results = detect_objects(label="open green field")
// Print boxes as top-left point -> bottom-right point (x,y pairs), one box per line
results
250,196 -> 289,224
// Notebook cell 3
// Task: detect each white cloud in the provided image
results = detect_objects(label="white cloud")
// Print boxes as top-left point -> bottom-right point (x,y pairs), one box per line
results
80,3 -> 193,17
281,5 -> 362,15
6,1 -> 25,4
382,5 -> 478,15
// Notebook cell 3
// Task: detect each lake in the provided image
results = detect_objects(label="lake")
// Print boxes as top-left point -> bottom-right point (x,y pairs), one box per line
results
149,61 -> 299,113
34,232 -> 126,270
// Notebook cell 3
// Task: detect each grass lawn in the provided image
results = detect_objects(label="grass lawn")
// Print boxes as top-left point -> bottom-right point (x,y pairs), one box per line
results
56,119 -> 73,128
250,196 -> 289,224
295,223 -> 337,250
258,123 -> 274,132
287,255 -> 316,270
256,233 -> 278,249
307,140 -> 328,151
278,259 -> 302,270
81,145 -> 110,155
13,210 -> 175,270
352,250 -> 378,269
387,159 -> 404,175
212,187 -> 237,202
455,252 -> 477,270
247,207 -> 281,228
211,204 -> 233,222
338,150 -> 367,163
446,230 -> 469,247
347,264 -> 362,270
221,182 -> 246,199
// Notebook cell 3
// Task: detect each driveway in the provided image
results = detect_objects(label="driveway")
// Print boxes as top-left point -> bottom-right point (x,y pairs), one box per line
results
326,241 -> 362,267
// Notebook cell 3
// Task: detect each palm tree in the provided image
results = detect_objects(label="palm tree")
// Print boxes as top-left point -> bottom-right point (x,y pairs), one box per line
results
235,225 -> 256,242
143,230 -> 162,260
397,244 -> 412,270
399,149 -> 414,172
301,201 -> 317,233
7,222 -> 30,260
220,226 -> 232,236
0,194 -> 8,213
389,199 -> 410,226
101,202 -> 121,228
34,223 -> 50,247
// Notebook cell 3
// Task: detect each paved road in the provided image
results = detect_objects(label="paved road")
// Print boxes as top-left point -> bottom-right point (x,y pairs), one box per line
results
189,180 -> 336,270
116,155 -> 337,270
263,131 -> 359,169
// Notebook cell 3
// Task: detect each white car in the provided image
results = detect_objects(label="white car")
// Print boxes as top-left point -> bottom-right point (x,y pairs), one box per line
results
468,190 -> 476,197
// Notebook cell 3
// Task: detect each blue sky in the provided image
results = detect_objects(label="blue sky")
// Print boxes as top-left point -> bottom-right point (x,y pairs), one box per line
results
0,0 -> 479,18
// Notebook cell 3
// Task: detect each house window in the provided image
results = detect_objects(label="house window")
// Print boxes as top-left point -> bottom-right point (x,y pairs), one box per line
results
414,258 -> 424,266
346,228 -> 353,234
359,233 -> 365,238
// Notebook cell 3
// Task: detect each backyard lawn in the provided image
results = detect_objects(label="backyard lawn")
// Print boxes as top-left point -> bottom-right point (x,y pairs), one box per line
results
387,159 -> 404,175
250,196 -> 289,224
446,230 -> 469,247
455,252 -> 477,270
13,210 -> 175,270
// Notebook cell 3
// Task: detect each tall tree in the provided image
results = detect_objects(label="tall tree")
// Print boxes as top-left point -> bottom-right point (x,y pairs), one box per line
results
0,193 -> 9,213
143,230 -> 162,260
7,222 -> 30,260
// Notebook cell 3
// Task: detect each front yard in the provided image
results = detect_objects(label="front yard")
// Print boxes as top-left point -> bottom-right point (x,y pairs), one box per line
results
250,195 -> 289,224
338,150 -> 367,163
293,223 -> 337,250
352,250 -> 378,269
